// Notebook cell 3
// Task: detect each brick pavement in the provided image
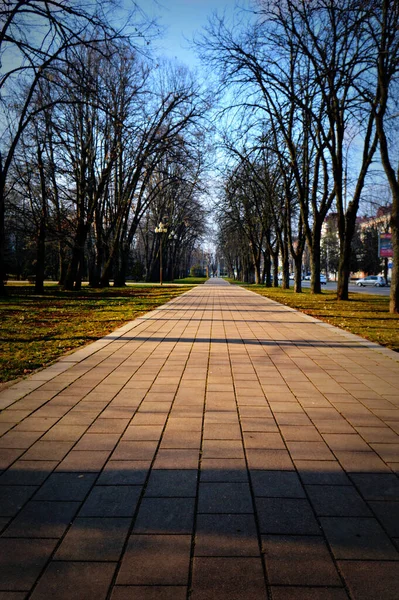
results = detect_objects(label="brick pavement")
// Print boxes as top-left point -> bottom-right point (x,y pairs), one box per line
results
1,278 -> 399,599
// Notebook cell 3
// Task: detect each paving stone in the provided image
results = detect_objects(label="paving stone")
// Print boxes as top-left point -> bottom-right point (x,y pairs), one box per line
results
247,449 -> 294,470
122,425 -> 164,440
349,473 -> 399,500
262,535 -> 341,586
152,449 -> 199,469
320,516 -> 399,559
30,561 -> 116,600
79,485 -> 141,517
55,517 -> 130,561
198,482 -> 253,513
0,448 -> 25,470
97,460 -> 151,485
0,517 -> 10,532
203,423 -> 242,439
191,557 -> 266,600
87,418 -> 130,433
134,497 -> 195,534
295,460 -> 350,485
256,497 -> 320,535
201,440 -> 244,459
34,472 -> 97,501
280,426 -> 323,442
57,412 -> 97,426
0,431 -> 43,449
334,451 -> 390,472
0,460 -> 57,485
145,469 -> 197,496
195,513 -> 259,556
117,535 -> 191,585
111,441 -> 158,460
337,560 -> 399,600
2,501 -> 79,538
369,501 -> 399,536
22,441 -> 74,461
0,538 -> 57,591
274,414 -> 312,426
251,471 -> 305,498
355,426 -> 399,443
243,432 -> 286,449
313,420 -> 355,434
371,443 -> 399,462
200,458 -> 248,482
241,418 -> 278,432
73,433 -> 120,451
55,450 -> 111,472
306,485 -> 371,516
110,587 -> 187,600
41,425 -> 87,442
0,485 -> 37,517
286,441 -> 335,460
323,433 -> 372,452
0,411 -> 31,424
271,587 -> 349,599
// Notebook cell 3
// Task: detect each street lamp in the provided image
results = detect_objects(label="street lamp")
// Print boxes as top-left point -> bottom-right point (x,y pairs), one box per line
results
155,221 -> 168,285
168,230 -> 178,281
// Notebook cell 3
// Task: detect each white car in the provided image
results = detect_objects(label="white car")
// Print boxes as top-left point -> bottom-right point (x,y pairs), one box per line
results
356,275 -> 386,287
303,274 -> 327,284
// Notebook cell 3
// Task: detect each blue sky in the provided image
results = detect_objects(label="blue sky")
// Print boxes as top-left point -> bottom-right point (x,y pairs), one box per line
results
136,0 -> 251,68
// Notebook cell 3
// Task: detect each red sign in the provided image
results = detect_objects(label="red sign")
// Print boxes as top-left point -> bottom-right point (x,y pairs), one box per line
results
379,233 -> 393,258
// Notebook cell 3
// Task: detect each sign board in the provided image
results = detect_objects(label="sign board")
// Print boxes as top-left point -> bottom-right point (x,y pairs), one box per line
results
379,233 -> 393,258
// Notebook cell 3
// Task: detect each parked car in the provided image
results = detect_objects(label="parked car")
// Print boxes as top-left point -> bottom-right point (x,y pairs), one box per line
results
356,275 -> 386,287
302,273 -> 327,284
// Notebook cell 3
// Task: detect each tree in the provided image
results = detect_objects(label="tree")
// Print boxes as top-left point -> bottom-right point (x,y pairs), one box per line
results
370,0 -> 399,312
198,7 -> 335,293
0,0 -> 149,293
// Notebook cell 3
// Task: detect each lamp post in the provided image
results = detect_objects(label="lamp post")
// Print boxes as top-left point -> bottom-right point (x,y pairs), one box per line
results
168,230 -> 177,281
155,221 -> 168,285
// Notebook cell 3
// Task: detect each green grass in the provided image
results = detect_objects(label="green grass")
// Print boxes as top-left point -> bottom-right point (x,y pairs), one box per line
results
171,277 -> 208,284
0,284 -> 191,383
238,284 -> 399,353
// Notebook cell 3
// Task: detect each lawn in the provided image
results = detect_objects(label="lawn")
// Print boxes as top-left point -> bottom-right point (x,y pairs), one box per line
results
237,284 -> 399,353
0,284 -> 193,383
172,276 -> 208,284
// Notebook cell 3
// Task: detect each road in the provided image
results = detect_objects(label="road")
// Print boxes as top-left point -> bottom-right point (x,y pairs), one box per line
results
300,280 -> 391,296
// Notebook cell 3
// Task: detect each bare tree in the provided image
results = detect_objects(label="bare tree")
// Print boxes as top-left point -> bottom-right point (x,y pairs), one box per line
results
370,0 -> 399,312
0,0 -> 150,293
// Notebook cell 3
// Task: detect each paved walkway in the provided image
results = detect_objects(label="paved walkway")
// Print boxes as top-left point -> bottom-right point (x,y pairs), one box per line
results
1,279 -> 399,600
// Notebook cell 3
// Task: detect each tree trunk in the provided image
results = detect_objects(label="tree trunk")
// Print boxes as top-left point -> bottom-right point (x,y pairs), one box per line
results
336,218 -> 355,301
114,244 -> 128,287
0,170 -> 7,295
35,218 -> 46,294
263,250 -> 272,287
294,254 -> 303,293
64,222 -> 88,290
272,257 -> 279,287
310,227 -> 322,294
390,205 -> 399,313
58,242 -> 68,286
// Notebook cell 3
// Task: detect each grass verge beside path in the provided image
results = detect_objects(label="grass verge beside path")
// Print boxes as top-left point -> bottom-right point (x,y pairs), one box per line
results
172,277 -> 208,284
0,284 -> 192,384
237,284 -> 399,353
